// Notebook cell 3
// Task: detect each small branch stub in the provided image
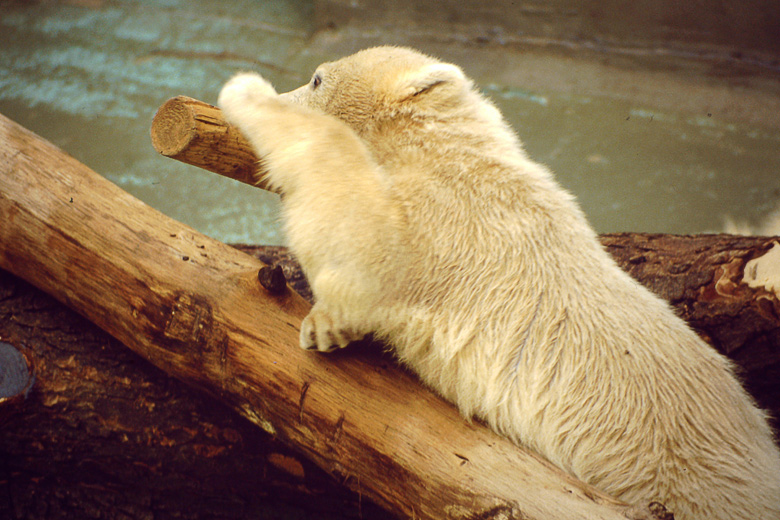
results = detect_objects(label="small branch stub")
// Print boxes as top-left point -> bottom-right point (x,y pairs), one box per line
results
258,264 -> 288,295
150,95 -> 275,191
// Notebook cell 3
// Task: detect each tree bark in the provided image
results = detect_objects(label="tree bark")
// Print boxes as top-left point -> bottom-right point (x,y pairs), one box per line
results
1,114 -> 672,518
0,263 -> 395,520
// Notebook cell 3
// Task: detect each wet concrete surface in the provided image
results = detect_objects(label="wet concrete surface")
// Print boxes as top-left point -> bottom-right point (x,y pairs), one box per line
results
1,0 -> 779,246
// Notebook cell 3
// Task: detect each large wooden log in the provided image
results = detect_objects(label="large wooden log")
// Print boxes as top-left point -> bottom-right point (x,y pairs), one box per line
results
0,263 -> 392,520
2,240 -> 778,519
0,115 -> 670,518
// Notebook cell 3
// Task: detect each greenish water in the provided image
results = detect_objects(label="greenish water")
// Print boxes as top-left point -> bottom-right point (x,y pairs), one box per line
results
2,0 -> 779,250
485,84 -> 780,234
0,0 -> 314,245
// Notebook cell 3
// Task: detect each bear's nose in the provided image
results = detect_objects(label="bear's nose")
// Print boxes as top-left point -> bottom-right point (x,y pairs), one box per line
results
279,85 -> 308,105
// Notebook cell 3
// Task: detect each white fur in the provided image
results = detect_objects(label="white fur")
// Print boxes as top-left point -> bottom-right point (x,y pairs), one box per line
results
219,46 -> 780,519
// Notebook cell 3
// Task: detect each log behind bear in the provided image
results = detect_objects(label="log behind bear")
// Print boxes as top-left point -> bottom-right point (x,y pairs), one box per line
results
218,46 -> 780,519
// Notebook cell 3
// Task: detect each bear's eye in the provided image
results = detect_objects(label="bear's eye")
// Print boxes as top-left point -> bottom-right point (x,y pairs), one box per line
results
311,73 -> 322,89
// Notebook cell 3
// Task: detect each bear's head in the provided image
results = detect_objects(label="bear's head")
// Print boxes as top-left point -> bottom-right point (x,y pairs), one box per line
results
279,46 -> 473,133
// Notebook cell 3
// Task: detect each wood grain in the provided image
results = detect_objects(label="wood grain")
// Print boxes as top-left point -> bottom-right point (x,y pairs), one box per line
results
150,95 -> 273,191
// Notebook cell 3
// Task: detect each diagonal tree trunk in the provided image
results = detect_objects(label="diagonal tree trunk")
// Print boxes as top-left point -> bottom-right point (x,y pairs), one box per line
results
1,112 -> 676,519
0,262 -> 395,520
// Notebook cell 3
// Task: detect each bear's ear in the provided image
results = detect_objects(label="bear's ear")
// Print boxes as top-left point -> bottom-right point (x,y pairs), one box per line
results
394,63 -> 467,100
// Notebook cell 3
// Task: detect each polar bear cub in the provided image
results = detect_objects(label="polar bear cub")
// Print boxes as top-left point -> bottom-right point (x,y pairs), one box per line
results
218,46 -> 780,520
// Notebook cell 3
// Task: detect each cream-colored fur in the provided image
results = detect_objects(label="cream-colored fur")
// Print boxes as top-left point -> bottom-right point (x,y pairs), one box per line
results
218,46 -> 780,520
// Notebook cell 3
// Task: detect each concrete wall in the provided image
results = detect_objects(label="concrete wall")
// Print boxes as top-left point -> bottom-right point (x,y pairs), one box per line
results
315,0 -> 780,60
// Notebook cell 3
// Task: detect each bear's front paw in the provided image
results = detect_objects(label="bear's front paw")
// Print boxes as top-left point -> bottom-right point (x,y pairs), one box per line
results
300,307 -> 365,353
218,72 -> 277,116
